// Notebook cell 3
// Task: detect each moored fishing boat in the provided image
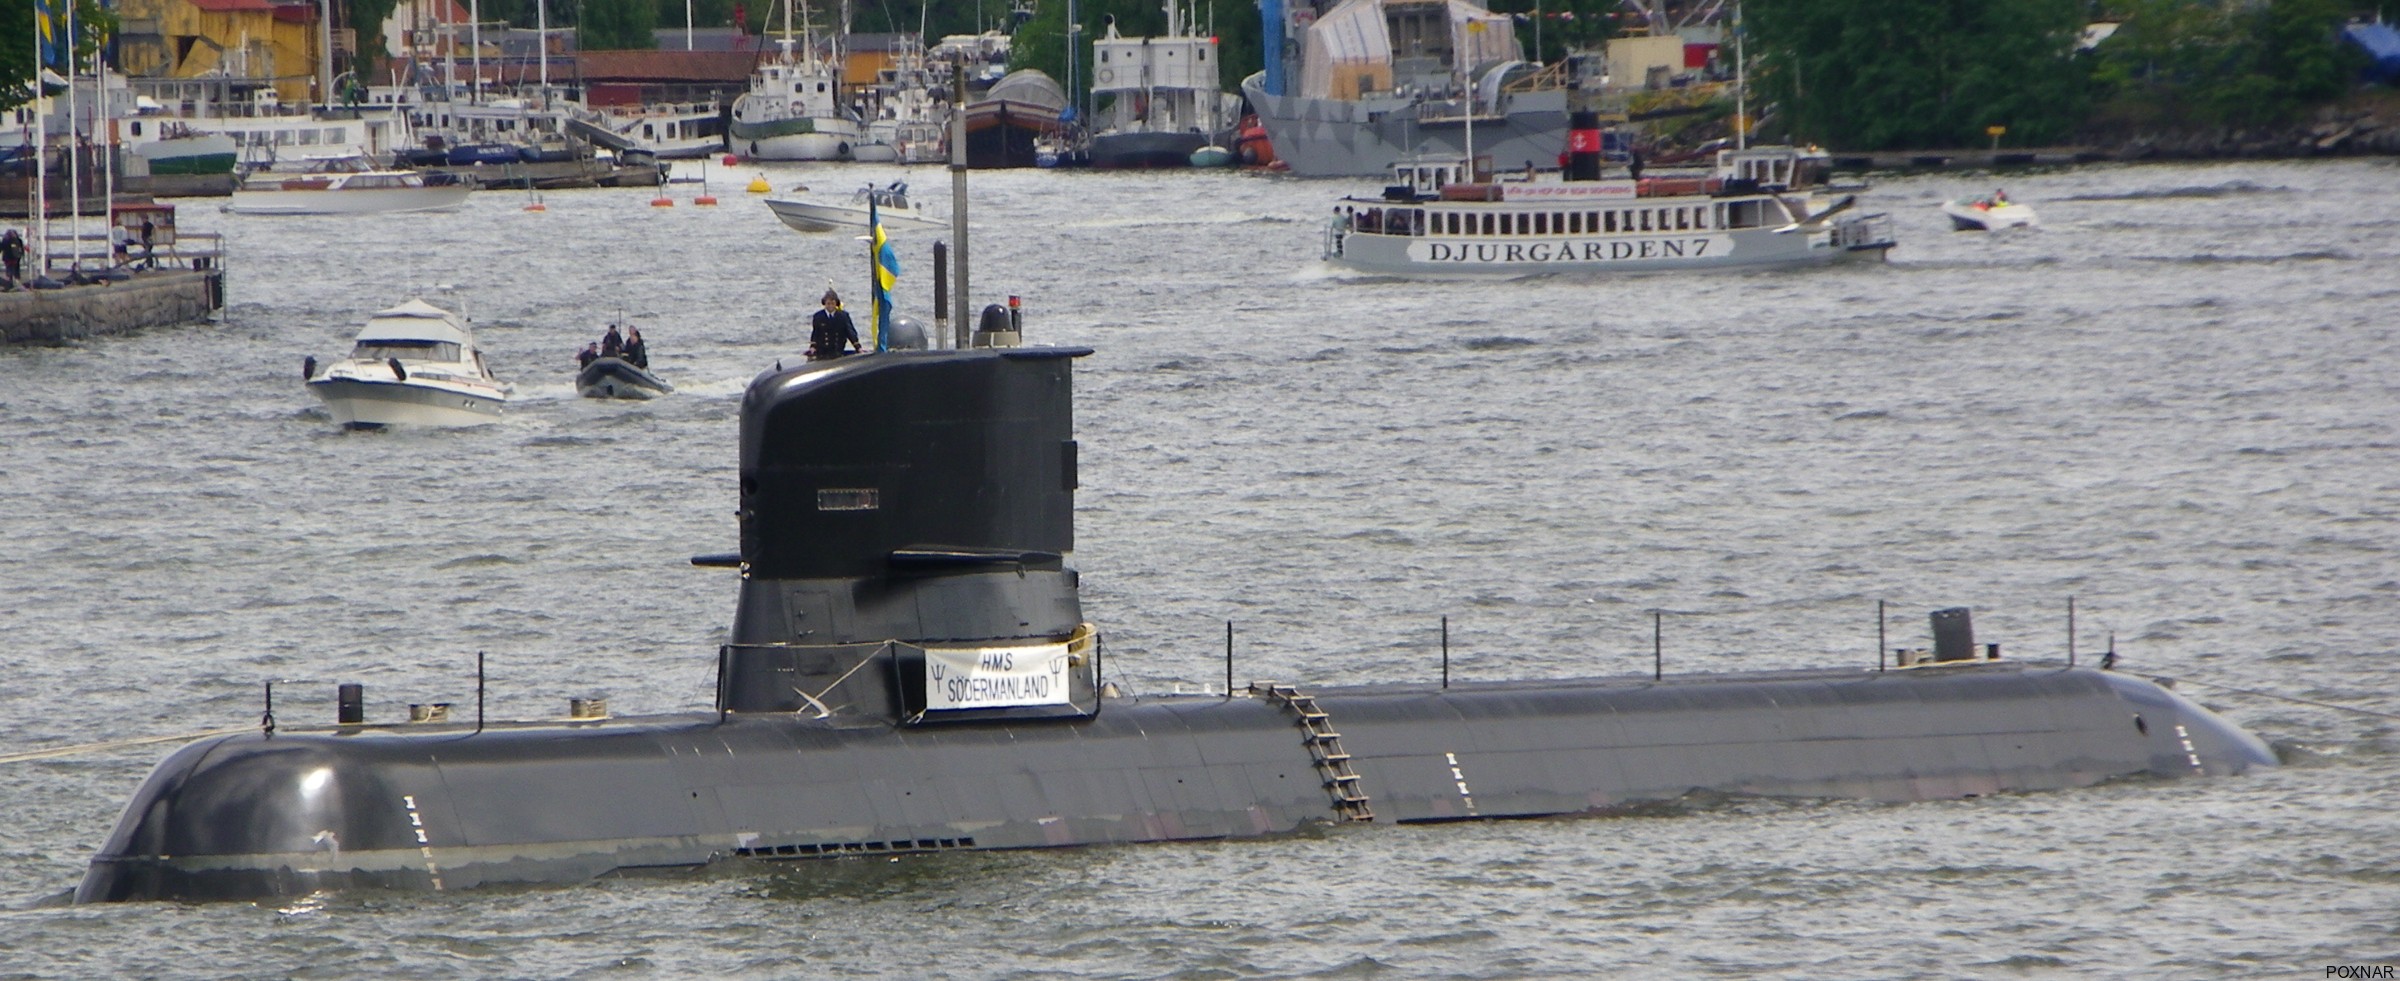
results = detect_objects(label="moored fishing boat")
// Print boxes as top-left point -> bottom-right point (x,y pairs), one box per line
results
303,298 -> 510,428
1084,2 -> 1242,169
1324,125 -> 1895,278
728,0 -> 861,161
963,70 -> 1069,168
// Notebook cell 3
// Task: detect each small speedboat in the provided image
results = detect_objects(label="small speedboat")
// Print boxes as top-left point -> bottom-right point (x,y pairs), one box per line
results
765,181 -> 949,234
1941,195 -> 2039,230
304,299 -> 510,428
576,356 -> 674,399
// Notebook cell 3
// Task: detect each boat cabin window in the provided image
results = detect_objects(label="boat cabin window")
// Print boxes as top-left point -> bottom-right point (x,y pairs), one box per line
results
353,341 -> 462,362
1720,200 -> 1764,229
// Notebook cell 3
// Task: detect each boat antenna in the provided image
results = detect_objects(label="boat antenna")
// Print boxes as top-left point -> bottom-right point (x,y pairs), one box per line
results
1734,2 -> 1748,151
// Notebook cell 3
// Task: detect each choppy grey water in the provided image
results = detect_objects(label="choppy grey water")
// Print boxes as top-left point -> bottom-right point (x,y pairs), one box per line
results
1,158 -> 2395,978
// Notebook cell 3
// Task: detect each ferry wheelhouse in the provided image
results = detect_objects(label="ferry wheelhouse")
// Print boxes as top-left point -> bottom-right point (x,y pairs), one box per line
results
1324,146 -> 1895,278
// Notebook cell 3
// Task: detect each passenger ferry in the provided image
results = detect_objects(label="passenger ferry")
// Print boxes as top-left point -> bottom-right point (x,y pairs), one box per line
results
1323,146 -> 1896,278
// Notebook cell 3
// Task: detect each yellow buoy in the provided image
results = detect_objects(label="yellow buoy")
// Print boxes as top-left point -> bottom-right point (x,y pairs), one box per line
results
747,174 -> 771,194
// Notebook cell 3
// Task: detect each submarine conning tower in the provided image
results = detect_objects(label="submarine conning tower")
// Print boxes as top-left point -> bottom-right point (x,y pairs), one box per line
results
714,347 -> 1100,722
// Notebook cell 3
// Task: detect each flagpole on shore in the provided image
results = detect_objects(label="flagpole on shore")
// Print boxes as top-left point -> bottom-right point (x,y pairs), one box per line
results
65,0 -> 81,271
33,0 -> 51,277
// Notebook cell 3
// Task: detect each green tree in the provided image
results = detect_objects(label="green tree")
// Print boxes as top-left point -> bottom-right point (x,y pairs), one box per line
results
2,0 -> 34,112
1745,0 -> 2087,149
581,0 -> 659,48
2087,0 -> 2361,129
4,0 -> 118,111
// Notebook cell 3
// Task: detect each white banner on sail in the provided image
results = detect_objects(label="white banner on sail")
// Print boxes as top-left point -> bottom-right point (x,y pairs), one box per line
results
923,643 -> 1072,710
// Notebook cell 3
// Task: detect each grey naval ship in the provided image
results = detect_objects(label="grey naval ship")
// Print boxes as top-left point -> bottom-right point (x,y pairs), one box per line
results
78,341 -> 2276,902
1242,0 -> 1574,177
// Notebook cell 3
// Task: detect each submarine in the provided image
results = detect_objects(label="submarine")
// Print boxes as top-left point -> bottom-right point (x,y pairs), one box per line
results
77,341 -> 2278,903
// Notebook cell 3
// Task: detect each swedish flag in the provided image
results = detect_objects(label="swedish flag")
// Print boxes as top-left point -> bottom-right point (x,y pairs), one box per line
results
35,0 -> 63,68
868,196 -> 901,352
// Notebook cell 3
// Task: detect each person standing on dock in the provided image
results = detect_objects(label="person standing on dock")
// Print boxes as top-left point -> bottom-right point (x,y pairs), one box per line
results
2,229 -> 24,285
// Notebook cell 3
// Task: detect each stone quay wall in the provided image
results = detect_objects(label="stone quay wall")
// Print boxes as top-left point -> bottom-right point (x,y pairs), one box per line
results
0,270 -> 226,344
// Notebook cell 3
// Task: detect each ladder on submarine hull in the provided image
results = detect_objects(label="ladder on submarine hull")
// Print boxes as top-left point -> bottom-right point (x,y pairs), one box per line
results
1257,683 -> 1374,823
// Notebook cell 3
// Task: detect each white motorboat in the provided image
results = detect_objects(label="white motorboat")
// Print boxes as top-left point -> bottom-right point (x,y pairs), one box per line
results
1942,194 -> 2039,230
765,181 -> 948,234
1323,144 -> 1897,278
225,155 -> 470,216
304,299 -> 511,428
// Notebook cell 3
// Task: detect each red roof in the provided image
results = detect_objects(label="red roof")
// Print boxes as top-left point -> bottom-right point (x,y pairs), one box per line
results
187,0 -> 279,12
576,50 -> 758,84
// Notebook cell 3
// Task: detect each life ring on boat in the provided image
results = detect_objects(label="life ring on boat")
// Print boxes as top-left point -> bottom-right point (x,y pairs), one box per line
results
1098,68 -> 1115,84
836,141 -> 851,159
387,358 -> 407,382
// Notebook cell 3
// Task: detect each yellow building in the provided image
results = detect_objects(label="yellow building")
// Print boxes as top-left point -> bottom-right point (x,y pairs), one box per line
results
116,0 -> 329,104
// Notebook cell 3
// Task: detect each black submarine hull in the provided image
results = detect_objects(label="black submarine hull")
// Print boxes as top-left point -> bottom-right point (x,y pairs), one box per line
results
78,662 -> 2270,902
78,345 -> 2278,903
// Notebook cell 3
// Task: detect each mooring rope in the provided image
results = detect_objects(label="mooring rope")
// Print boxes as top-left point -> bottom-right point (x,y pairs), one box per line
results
0,726 -> 255,765
2175,677 -> 2400,722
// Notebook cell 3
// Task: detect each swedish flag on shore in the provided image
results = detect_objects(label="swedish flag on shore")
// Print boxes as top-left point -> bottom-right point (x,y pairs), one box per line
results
35,0 -> 66,68
867,196 -> 901,351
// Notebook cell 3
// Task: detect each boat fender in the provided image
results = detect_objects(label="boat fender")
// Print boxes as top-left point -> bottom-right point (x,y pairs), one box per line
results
302,356 -> 316,381
837,142 -> 851,159
387,358 -> 407,382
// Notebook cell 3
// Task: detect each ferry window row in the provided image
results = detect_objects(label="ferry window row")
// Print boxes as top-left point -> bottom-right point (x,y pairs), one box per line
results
1350,200 -> 1778,236
226,127 -> 352,147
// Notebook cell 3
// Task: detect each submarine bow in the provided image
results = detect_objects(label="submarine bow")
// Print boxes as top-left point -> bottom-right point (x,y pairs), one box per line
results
77,349 -> 2275,903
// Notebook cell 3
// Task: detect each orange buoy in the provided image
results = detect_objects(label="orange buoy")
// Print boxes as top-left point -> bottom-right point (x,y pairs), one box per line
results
651,196 -> 674,207
694,195 -> 718,206
523,202 -> 547,212
721,153 -> 739,166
